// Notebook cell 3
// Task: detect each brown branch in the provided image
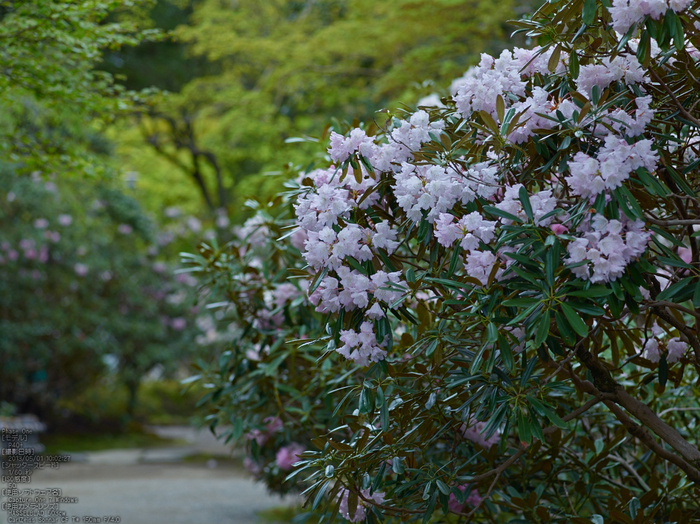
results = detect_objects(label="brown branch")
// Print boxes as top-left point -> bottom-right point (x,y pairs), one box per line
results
645,218 -> 700,226
648,67 -> 700,127
578,344 -> 700,465
613,388 -> 700,466
647,301 -> 700,321
604,401 -> 700,483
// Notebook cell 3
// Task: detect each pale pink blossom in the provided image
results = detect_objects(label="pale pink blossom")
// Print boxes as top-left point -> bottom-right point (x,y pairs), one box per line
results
338,488 -> 385,522
667,338 -> 687,363
461,417 -> 501,448
551,224 -> 569,235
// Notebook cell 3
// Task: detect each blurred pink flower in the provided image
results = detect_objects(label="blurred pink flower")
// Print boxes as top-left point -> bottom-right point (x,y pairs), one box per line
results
170,317 -> 187,331
678,247 -> 692,264
24,248 -> 37,260
152,262 -> 167,274
448,486 -> 482,513
461,417 -> 500,448
34,218 -> 48,229
58,214 -> 72,226
74,263 -> 88,277
19,239 -> 35,250
1,242 -> 10,251
275,443 -> 305,471
38,245 -> 49,263
265,416 -> 283,433
339,488 -> 385,522
8,250 -> 18,261
246,416 -> 283,447
118,224 -> 133,235
243,457 -> 262,476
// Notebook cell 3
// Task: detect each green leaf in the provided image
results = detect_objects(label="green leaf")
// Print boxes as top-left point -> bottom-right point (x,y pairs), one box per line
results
692,282 -> 700,308
483,205 -> 523,223
528,397 -> 569,429
637,31 -> 650,65
569,51 -> 580,79
561,303 -> 588,337
582,0 -> 596,25
517,409 -> 532,444
530,411 -> 544,442
658,355 -> 668,387
502,297 -> 540,307
392,456 -> 405,475
520,355 -> 538,388
657,277 -> 695,301
567,286 -> 612,298
312,480 -> 331,510
487,323 -> 499,343
377,386 -> 389,432
498,333 -> 515,372
518,185 -> 534,222
359,386 -> 374,415
567,301 -> 605,316
535,310 -> 551,347
478,110 -> 500,134
548,45 -> 561,73
436,479 -> 451,496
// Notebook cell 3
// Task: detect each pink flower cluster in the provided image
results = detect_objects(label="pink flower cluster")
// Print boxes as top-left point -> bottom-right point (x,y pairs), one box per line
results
257,282 -> 307,328
434,212 -> 496,251
566,136 -> 658,199
275,442 -> 305,471
608,0 -> 693,34
566,215 -> 650,283
495,184 -> 557,226
453,48 -> 563,119
337,321 -> 387,367
309,269 -> 406,316
338,488 -> 385,523
327,110 -> 442,172
576,54 -> 646,97
293,31 -> 665,365
394,161 -> 498,223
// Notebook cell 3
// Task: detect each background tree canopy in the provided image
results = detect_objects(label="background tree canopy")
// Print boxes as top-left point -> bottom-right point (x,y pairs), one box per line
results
106,0 -> 537,219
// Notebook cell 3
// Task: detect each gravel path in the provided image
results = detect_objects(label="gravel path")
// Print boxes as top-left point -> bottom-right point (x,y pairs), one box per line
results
29,462 -> 290,524
3,426 -> 294,524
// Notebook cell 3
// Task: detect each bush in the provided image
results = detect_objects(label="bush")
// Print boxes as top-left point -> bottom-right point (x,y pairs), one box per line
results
189,1 -> 700,522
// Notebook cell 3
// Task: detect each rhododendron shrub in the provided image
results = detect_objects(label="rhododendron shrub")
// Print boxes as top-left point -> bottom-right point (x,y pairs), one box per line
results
190,0 -> 700,521
0,165 -> 202,421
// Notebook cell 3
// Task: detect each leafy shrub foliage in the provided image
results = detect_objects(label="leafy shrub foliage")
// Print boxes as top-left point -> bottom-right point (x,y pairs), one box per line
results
189,0 -> 700,521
